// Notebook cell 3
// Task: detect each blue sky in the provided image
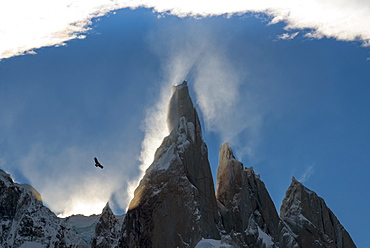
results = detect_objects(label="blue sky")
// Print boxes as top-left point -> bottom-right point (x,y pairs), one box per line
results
1,2 -> 370,247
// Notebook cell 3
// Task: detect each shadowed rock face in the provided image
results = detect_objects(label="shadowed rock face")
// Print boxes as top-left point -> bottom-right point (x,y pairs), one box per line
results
216,143 -> 281,247
280,177 -> 356,248
0,169 -> 87,248
92,203 -> 120,248
122,81 -> 219,248
0,82 -> 357,248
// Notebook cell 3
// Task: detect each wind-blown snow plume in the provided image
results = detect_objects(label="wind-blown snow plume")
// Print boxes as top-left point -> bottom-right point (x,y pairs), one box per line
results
298,165 -> 315,183
16,143 -> 137,216
124,23 -> 204,203
125,83 -> 172,205
1,0 -> 370,60
125,21 -> 252,205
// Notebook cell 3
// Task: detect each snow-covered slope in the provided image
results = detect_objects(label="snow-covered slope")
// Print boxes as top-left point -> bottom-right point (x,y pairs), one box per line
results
0,169 -> 88,248
63,214 -> 100,244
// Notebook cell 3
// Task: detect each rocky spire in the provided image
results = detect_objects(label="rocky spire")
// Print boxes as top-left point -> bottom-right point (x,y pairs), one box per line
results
280,177 -> 356,248
122,81 -> 219,248
216,143 -> 280,247
91,203 -> 120,248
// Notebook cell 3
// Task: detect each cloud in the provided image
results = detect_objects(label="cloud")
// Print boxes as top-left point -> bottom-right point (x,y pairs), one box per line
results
124,83 -> 172,205
0,0 -> 127,60
16,142 -> 139,216
304,32 -> 325,40
277,32 -> 299,40
1,0 -> 370,60
124,22 -> 204,204
2,0 -> 369,216
298,165 -> 315,183
141,20 -> 262,165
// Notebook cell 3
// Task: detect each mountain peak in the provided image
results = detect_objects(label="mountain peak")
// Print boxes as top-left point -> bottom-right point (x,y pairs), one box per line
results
123,81 -> 219,247
0,169 -> 14,187
172,80 -> 187,92
0,82 -> 357,248
167,80 -> 199,133
216,142 -> 280,246
280,179 -> 356,247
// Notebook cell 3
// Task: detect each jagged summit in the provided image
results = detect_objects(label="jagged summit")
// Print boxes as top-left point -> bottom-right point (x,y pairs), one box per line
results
0,168 -> 14,187
167,80 -> 199,134
216,143 -> 280,247
280,176 -> 356,248
0,169 -> 87,247
122,82 -> 219,247
0,83 -> 357,248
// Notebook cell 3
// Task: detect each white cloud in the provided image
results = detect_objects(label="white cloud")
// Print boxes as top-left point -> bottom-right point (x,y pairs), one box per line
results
144,21 -> 264,163
298,165 -> 315,183
2,0 -> 370,216
304,32 -> 325,40
278,32 -> 299,40
17,143 -> 138,216
1,0 -> 370,60
124,82 -> 172,205
0,0 -> 128,60
124,23 -> 205,204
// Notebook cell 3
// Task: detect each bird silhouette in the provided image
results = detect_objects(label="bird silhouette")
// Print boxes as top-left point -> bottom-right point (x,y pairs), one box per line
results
94,157 -> 104,169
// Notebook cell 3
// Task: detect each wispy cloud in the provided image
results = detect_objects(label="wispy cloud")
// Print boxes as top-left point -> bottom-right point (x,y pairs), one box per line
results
1,0 -> 370,60
298,165 -> 315,183
16,142 -> 140,216
278,32 -> 300,40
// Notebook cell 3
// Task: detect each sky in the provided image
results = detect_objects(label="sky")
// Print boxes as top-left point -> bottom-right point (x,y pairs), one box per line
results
1,1 -> 370,246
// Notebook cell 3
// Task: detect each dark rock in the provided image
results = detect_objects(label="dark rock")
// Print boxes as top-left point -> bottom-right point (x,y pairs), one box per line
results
216,143 -> 280,247
0,82 -> 358,248
280,177 -> 356,248
122,81 -> 219,248
91,203 -> 120,248
0,169 -> 87,248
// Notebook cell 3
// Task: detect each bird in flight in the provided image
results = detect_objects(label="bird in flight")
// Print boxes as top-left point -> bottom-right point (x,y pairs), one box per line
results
94,157 -> 104,169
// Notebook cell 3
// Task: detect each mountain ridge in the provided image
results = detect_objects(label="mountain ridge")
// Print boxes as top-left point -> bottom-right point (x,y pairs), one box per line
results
0,81 -> 356,247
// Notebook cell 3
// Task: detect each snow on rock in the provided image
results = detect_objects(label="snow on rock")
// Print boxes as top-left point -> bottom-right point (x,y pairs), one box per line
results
0,81 -> 358,248
0,169 -> 13,186
122,82 -> 219,248
280,177 -> 356,248
257,226 -> 274,247
91,203 -> 121,248
63,214 -> 100,244
216,143 -> 281,247
195,238 -> 232,248
0,169 -> 88,248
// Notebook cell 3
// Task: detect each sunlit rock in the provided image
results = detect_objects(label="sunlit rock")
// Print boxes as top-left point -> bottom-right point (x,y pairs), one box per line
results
121,81 -> 219,247
216,143 -> 280,247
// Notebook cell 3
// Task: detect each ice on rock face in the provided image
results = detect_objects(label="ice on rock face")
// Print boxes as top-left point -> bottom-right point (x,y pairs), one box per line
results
123,82 -> 219,248
146,142 -> 176,173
